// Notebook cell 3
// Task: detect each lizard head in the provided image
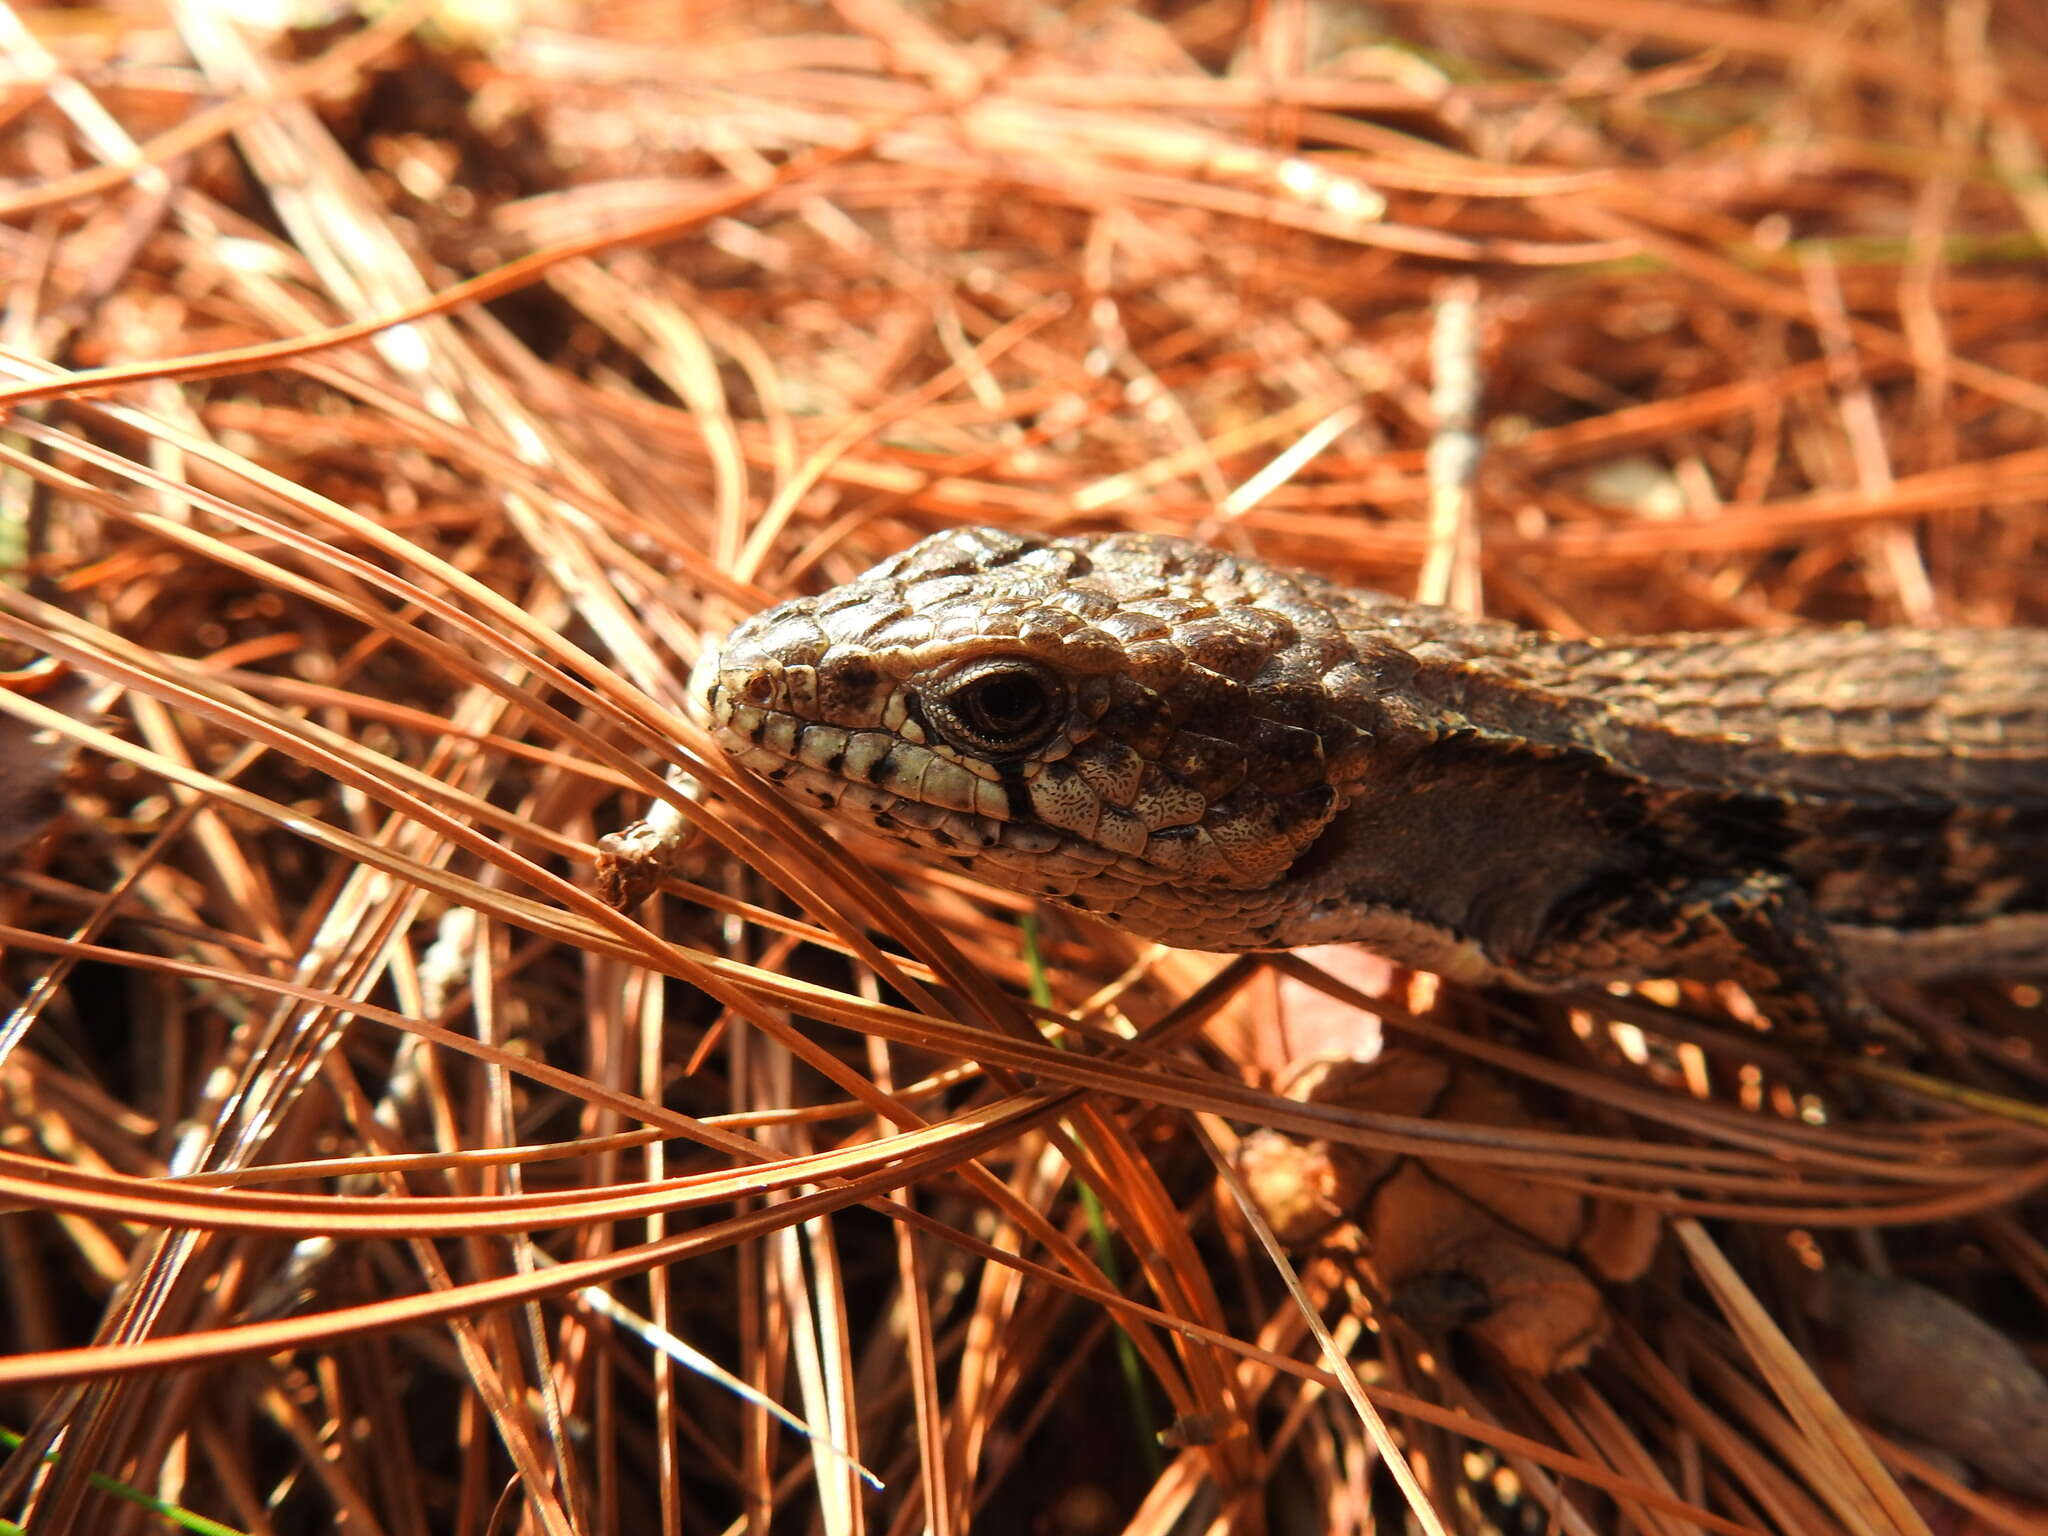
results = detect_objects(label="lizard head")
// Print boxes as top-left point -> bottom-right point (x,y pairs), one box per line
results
703,527 -> 1378,944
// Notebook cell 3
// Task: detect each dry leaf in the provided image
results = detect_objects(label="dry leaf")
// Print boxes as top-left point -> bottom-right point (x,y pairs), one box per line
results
1236,1051 -> 1450,1245
1369,1161 -> 1611,1375
0,662 -> 101,867
1812,1267 -> 2048,1501
1238,1047 -> 1659,1374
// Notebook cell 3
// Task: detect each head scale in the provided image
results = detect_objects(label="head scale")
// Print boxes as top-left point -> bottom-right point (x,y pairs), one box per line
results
704,528 -> 1373,945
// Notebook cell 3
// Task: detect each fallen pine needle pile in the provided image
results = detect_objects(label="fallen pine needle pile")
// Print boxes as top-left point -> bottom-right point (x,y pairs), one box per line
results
0,3 -> 2043,1533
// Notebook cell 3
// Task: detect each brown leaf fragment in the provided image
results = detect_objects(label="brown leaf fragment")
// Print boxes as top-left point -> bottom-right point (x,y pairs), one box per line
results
1382,1267 -> 1494,1331
1277,1049 -> 1453,1121
1812,1267 -> 2048,1501
1367,1162 -> 1499,1279
1236,1127 -> 1373,1248
1238,1048 -> 1659,1374
0,662 -> 101,868
1368,1162 -> 1611,1376
1456,1239 -> 1612,1378
1426,1069 -> 1586,1253
1238,1050 -> 1454,1244
1576,1193 -> 1663,1284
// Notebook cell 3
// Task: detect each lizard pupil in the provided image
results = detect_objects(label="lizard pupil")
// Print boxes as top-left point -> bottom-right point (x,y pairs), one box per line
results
927,659 -> 1065,756
966,675 -> 1043,733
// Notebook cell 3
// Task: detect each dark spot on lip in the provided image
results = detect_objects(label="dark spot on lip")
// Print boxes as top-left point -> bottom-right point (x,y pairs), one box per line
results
996,758 -> 1034,820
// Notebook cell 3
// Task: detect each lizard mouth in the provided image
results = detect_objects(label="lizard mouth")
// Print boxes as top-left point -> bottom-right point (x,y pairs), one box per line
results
705,678 -> 1086,887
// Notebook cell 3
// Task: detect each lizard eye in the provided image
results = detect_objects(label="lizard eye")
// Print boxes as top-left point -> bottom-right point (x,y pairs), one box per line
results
925,658 -> 1067,757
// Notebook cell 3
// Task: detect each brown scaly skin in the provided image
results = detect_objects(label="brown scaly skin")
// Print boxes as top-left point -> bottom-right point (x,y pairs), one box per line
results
704,527 -> 2048,1048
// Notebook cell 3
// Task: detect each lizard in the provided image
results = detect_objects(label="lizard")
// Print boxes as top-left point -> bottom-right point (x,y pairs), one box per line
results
701,526 -> 2048,1049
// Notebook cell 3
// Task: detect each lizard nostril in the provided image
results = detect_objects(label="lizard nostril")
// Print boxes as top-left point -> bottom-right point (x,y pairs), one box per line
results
739,673 -> 777,706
